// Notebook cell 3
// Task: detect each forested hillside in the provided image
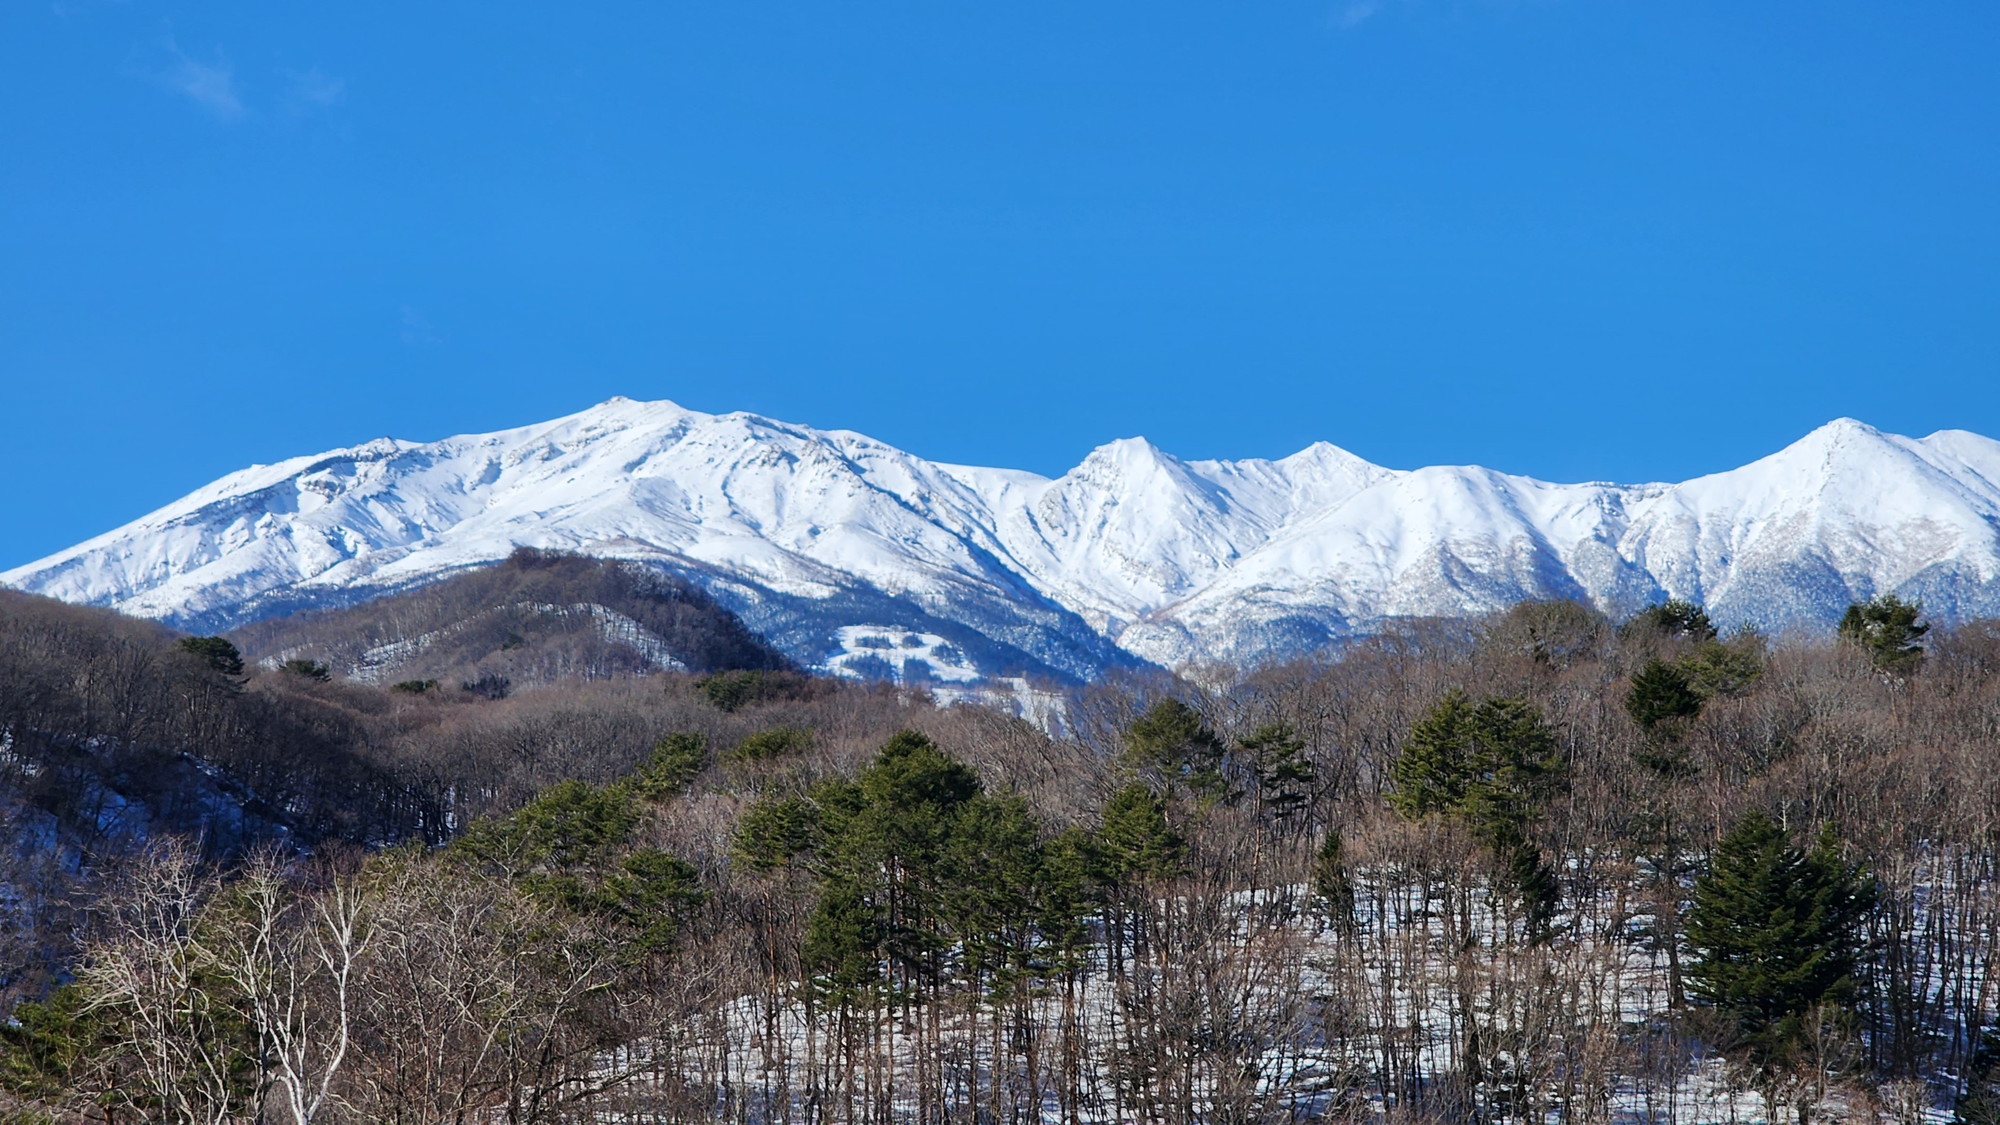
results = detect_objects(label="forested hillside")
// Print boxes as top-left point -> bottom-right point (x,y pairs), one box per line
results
0,568 -> 806,1008
230,547 -> 794,688
3,591 -> 1999,1123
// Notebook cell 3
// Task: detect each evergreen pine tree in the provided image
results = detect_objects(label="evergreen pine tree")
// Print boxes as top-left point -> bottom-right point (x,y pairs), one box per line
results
1098,782 -> 1185,883
1453,695 -> 1564,848
1310,828 -> 1356,932
1686,812 -> 1875,1068
1838,594 -> 1929,674
279,657 -> 331,681
1122,698 -> 1234,803
1627,598 -> 1719,641
732,795 -> 821,872
1499,834 -> 1560,938
1392,692 -> 1566,923
634,732 -> 708,798
802,879 -> 886,1003
1389,690 -> 1477,818
1241,721 -> 1315,826
1680,634 -> 1765,700
942,794 -> 1045,996
1626,659 -> 1704,732
1038,827 -> 1101,975
176,635 -> 244,676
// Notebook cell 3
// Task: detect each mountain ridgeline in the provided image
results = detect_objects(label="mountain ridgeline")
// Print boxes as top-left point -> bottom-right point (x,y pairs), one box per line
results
228,548 -> 793,691
8,398 -> 2000,685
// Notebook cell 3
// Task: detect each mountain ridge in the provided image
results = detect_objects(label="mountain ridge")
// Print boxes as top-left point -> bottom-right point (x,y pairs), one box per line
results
8,400 -> 2000,681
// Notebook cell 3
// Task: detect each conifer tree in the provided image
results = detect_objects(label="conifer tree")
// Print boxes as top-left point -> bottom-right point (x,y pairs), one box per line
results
1391,692 -> 1566,925
1686,812 -> 1875,1069
1627,598 -> 1719,641
1098,782 -> 1184,883
803,881 -> 886,1002
1038,828 -> 1102,969
1389,691 -> 1478,818
634,732 -> 708,798
1240,721 -> 1315,827
1838,594 -> 1929,674
175,635 -> 244,676
1392,691 -> 1563,847
1310,829 -> 1356,932
943,794 -> 1045,995
1626,659 -> 1704,732
1121,698 -> 1233,803
1681,634 -> 1765,699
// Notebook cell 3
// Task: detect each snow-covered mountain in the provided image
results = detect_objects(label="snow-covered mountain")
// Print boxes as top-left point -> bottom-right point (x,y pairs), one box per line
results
8,398 -> 2000,681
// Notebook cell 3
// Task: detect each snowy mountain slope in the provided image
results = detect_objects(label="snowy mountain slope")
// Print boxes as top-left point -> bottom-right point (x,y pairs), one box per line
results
8,399 -> 2000,680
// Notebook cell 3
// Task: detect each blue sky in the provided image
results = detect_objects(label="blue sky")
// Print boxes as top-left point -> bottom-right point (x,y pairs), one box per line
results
4,2 -> 1998,568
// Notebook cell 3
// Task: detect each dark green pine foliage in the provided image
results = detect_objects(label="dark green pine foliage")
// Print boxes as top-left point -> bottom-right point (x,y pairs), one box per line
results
176,635 -> 245,676
633,732 -> 709,799
729,725 -> 815,762
279,657 -> 332,682
1839,594 -> 1929,674
943,794 -> 1048,998
1098,782 -> 1186,884
741,731 -> 991,1003
1122,698 -> 1234,803
1680,636 -> 1765,700
1626,659 -> 1704,732
692,668 -> 813,711
732,794 -> 821,872
839,732 -> 980,991
1240,721 -> 1315,826
1685,811 -> 1875,1068
449,777 -> 704,956
1037,828 -> 1102,973
0,983 -> 119,1109
1500,836 -> 1561,937
1390,692 -> 1564,845
734,731 -> 1110,1010
1310,829 -> 1356,932
1390,692 -> 1566,929
1627,599 -> 1719,641
1389,691 -> 1480,818
1626,659 -> 1705,779
801,881 -> 886,1003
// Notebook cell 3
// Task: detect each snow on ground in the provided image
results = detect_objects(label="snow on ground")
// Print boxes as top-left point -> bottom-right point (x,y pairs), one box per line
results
590,859 -> 1984,1123
821,625 -> 982,685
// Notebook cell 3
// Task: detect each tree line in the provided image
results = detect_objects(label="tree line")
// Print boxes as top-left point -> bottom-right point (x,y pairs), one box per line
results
0,591 -> 1994,1123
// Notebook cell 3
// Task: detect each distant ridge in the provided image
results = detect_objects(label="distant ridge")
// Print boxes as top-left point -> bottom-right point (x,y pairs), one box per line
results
228,548 -> 793,690
9,399 -> 2000,681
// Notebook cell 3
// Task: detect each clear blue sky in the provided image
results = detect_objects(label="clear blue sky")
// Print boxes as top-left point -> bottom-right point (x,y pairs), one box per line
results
4,2 -> 1998,568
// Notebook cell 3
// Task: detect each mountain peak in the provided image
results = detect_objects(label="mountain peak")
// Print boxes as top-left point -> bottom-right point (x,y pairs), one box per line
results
1754,416 -> 1916,475
1081,435 -> 1173,464
561,395 -> 697,428
7,410 -> 2000,679
1804,416 -> 1888,445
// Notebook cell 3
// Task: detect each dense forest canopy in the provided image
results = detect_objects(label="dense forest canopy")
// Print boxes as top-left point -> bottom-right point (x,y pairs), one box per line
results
2,575 -> 2000,1123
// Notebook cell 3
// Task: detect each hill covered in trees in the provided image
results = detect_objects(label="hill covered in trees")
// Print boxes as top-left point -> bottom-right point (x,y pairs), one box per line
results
0,567 -> 809,1007
228,548 -> 793,691
2,586 -> 1998,1122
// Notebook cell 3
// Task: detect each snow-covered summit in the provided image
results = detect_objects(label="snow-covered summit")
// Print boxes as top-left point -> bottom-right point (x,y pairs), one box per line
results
8,400 -> 2000,679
